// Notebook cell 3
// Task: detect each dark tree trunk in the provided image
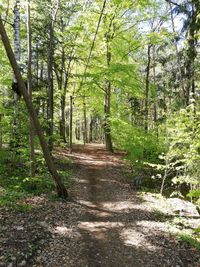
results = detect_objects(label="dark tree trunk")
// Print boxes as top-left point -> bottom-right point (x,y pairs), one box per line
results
27,0 -> 36,177
185,2 -> 198,106
47,18 -> 54,151
89,116 -> 93,143
12,0 -> 21,150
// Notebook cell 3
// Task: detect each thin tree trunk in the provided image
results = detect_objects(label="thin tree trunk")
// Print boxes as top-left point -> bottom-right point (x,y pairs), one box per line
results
0,114 -> 2,148
47,17 -> 54,151
69,96 -> 73,154
83,97 -> 88,145
0,16 -> 68,198
60,57 -> 72,143
185,2 -> 196,106
59,47 -> 66,142
169,3 -> 186,103
27,0 -> 35,177
144,45 -> 151,132
152,46 -> 158,137
89,115 -> 93,143
47,0 -> 60,151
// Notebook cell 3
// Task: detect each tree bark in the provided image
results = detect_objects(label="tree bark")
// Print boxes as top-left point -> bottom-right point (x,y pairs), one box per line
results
104,36 -> 113,153
27,0 -> 35,177
47,16 -> 54,151
69,96 -> 73,154
89,116 -> 93,143
83,97 -> 88,145
0,16 -> 68,198
12,0 -> 21,149
185,2 -> 197,106
152,45 -> 158,137
169,3 -> 186,104
144,45 -> 151,132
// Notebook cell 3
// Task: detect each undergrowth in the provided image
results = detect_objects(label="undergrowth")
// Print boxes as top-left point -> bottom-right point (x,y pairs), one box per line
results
0,148 -> 72,210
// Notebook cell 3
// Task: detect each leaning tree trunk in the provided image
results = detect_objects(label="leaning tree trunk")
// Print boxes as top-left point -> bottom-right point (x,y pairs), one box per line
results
0,16 -> 68,198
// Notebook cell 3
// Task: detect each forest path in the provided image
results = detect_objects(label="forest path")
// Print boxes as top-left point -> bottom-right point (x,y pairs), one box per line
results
32,144 -> 198,267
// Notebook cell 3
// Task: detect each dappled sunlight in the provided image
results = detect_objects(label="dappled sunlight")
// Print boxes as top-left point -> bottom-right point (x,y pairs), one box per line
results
54,226 -> 73,235
136,220 -> 169,233
73,178 -> 89,184
120,228 -> 157,250
78,200 -> 98,208
59,144 -> 125,168
101,200 -> 143,213
85,208 -> 111,218
78,221 -> 124,240
52,226 -> 81,239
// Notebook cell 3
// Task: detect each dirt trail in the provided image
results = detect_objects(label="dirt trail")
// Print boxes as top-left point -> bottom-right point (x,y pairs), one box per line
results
31,144 -> 199,267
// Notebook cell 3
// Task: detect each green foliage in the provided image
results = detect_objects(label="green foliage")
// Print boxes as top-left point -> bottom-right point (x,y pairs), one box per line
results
111,118 -> 163,163
152,105 -> 200,198
0,148 -> 72,209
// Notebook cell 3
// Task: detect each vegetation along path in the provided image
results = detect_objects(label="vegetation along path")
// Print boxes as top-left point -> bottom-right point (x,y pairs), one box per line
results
32,144 -> 199,267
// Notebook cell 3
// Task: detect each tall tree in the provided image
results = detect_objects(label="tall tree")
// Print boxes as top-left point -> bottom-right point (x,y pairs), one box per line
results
27,0 -> 36,177
47,0 -> 60,151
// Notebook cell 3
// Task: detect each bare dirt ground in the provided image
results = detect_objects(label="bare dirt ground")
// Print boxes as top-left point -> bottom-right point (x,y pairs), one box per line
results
1,144 -> 200,267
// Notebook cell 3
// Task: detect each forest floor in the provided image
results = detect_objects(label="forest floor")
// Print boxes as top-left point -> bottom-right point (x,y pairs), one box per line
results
1,144 -> 200,267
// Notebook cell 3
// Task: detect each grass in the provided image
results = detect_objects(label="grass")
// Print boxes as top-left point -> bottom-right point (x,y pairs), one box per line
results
179,233 -> 200,250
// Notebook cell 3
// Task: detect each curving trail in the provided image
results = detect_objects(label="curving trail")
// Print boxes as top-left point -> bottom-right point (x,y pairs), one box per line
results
32,144 -> 199,267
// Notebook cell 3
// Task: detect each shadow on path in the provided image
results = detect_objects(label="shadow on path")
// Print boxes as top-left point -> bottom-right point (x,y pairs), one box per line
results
30,144 -> 200,267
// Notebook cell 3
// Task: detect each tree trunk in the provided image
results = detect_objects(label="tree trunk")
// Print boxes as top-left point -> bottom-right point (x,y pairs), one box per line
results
0,16 -> 68,198
47,17 -> 54,151
144,45 -> 151,132
152,45 -> 158,137
169,3 -> 186,104
27,0 -> 35,177
185,2 -> 197,106
104,38 -> 113,152
60,64 -> 71,143
12,0 -> 21,149
0,114 -> 2,148
83,97 -> 88,145
104,80 -> 113,152
89,116 -> 93,143
69,96 -> 73,154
